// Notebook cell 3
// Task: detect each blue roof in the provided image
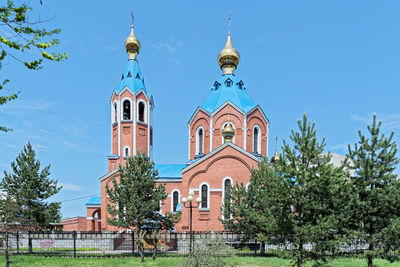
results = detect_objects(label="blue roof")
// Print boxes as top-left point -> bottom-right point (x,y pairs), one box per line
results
201,74 -> 256,114
86,196 -> 101,206
116,59 -> 147,94
155,164 -> 186,179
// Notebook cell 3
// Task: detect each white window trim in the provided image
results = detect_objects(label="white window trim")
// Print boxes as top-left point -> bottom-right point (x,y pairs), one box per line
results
253,125 -> 261,154
246,183 -> 250,190
171,189 -> 181,212
121,98 -> 133,121
199,182 -> 210,210
195,126 -> 205,155
137,100 -> 147,123
222,177 -> 233,219
123,146 -> 130,158
221,122 -> 235,144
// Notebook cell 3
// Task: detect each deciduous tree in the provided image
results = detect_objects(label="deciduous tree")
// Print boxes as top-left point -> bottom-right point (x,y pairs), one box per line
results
0,0 -> 67,132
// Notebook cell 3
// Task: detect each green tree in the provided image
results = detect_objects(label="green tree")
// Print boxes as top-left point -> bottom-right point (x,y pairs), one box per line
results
347,114 -> 400,267
0,142 -> 62,226
106,152 -> 179,262
0,0 -> 67,132
222,158 -> 291,254
274,114 -> 350,267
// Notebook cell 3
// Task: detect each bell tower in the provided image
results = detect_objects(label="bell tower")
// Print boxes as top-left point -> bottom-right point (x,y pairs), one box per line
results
107,16 -> 154,172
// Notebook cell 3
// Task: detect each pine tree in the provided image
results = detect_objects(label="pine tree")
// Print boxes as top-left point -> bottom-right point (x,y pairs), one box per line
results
106,152 -> 179,262
274,114 -> 350,267
347,114 -> 400,267
0,142 -> 62,227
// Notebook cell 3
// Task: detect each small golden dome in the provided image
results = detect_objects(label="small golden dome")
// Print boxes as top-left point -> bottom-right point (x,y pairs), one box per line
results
125,25 -> 141,60
218,33 -> 240,75
271,151 -> 280,163
222,122 -> 235,143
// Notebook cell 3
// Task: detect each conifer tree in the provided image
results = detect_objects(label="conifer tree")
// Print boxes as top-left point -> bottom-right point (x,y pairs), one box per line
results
274,114 -> 350,267
222,158 -> 291,246
106,152 -> 179,262
347,114 -> 400,267
0,142 -> 62,226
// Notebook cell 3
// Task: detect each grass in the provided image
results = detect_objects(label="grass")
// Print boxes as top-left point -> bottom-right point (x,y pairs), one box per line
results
12,247 -> 99,252
2,254 -> 400,267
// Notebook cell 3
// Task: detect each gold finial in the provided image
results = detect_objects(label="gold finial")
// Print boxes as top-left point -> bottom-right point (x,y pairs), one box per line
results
223,121 -> 235,143
125,12 -> 141,60
217,13 -> 240,75
271,136 -> 280,163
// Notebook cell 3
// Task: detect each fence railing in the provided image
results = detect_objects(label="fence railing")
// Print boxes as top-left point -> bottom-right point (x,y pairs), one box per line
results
0,231 -> 370,257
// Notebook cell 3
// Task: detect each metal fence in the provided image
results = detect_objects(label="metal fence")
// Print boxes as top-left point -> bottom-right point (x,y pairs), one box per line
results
0,231 -> 370,257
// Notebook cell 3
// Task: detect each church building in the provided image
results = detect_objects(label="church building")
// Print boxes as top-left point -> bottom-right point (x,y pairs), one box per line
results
84,19 -> 270,232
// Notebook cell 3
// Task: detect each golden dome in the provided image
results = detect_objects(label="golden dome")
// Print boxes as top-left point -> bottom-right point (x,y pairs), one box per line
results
218,33 -> 240,75
271,136 -> 280,163
222,122 -> 235,143
125,25 -> 141,60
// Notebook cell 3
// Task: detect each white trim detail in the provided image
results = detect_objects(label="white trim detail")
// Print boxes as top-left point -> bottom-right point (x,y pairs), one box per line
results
252,125 -> 261,154
199,182 -> 210,209
117,96 -> 121,159
188,126 -> 191,160
209,116 -> 213,152
171,189 -> 181,212
243,115 -> 247,150
87,217 -> 94,220
246,183 -> 250,190
195,126 -> 205,155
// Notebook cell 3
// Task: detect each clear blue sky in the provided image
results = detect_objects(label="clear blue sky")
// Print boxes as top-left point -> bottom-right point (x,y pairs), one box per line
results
1,1 -> 399,219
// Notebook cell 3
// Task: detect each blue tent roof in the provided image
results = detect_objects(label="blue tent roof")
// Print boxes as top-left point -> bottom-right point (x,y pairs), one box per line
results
201,74 -> 256,114
86,196 -> 101,206
155,164 -> 186,179
116,59 -> 147,94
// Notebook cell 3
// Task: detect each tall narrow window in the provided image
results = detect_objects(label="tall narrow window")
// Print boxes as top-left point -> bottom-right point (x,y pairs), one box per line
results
201,184 -> 208,209
253,127 -> 259,153
173,191 -> 179,212
123,100 -> 131,120
224,179 -> 232,217
198,128 -> 203,154
124,147 -> 129,157
138,102 -> 145,122
114,102 -> 117,122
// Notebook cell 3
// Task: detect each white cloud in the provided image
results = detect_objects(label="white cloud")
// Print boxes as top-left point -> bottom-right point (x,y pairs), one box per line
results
0,99 -> 54,117
153,39 -> 184,69
105,44 -> 118,51
350,113 -> 400,130
61,123 -> 90,139
59,182 -> 84,192
62,138 -> 79,148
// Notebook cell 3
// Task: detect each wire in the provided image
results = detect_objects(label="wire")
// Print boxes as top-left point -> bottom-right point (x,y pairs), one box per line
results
59,194 -> 99,203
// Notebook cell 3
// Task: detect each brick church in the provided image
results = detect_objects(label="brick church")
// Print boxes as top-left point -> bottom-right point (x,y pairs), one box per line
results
81,19 -> 270,232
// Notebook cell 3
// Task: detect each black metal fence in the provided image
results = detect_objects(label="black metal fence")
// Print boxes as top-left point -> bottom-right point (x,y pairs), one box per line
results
0,231 -> 370,258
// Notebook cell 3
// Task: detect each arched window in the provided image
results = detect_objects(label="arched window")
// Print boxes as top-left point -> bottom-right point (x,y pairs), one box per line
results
223,178 -> 232,218
124,146 -> 130,158
138,101 -> 145,122
201,184 -> 208,209
173,191 -> 179,212
114,102 -> 118,123
253,125 -> 261,154
196,127 -> 204,155
123,100 -> 131,120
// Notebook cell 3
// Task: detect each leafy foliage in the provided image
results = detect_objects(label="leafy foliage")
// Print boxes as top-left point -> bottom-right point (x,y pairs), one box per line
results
347,114 -> 400,267
0,0 -> 67,132
106,152 -> 180,262
181,234 -> 236,267
0,142 -> 62,226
